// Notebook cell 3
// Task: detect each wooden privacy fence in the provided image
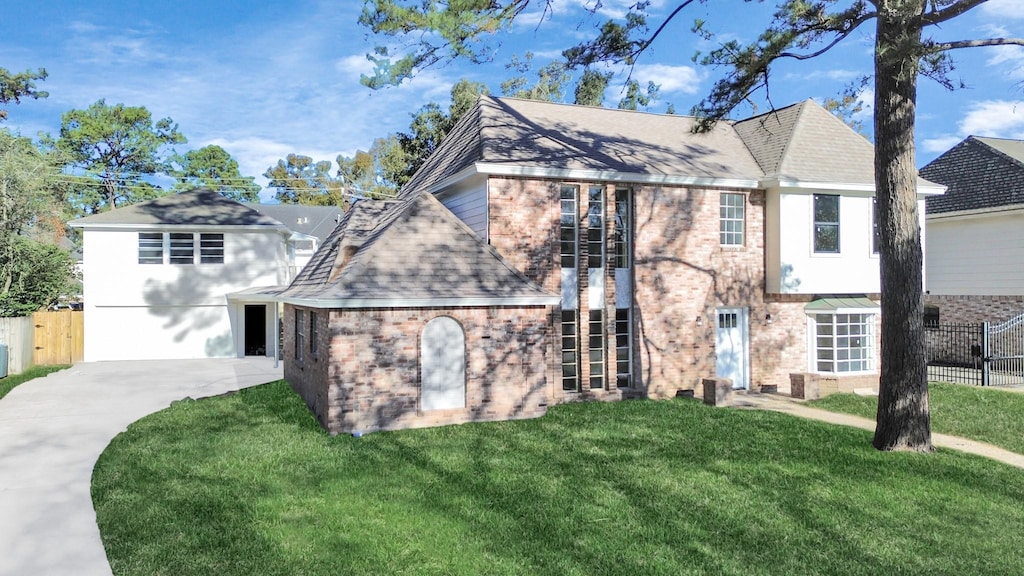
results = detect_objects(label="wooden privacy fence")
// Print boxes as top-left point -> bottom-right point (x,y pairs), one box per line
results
32,310 -> 84,366
0,316 -> 35,374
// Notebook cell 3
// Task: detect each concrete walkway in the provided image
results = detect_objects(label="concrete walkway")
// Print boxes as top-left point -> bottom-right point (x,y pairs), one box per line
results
0,358 -> 283,576
733,393 -> 1024,469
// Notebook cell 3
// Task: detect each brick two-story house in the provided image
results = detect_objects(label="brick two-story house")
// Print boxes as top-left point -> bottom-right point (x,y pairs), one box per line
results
281,96 -> 943,434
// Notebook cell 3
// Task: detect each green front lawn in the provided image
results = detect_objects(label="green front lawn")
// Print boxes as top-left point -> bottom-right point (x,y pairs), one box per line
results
0,364 -> 69,401
93,381 -> 1024,576
809,382 -> 1024,455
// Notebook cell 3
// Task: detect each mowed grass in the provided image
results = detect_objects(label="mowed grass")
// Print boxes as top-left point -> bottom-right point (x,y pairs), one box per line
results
810,382 -> 1024,455
0,364 -> 69,400
93,381 -> 1024,576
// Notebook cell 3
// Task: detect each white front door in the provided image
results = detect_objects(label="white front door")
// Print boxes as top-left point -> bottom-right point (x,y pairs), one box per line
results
715,308 -> 749,390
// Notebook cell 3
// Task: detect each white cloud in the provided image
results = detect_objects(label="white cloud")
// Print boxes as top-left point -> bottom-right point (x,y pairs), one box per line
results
922,136 -> 964,154
959,100 -> 1024,136
630,64 -> 702,94
981,0 -> 1024,20
986,45 -> 1024,80
784,69 -> 863,82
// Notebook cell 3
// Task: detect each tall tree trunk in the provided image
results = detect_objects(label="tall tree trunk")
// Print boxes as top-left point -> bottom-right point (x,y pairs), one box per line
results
872,0 -> 933,451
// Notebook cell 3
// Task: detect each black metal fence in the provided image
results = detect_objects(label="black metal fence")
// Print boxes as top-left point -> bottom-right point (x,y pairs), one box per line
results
925,323 -> 984,385
925,315 -> 1024,387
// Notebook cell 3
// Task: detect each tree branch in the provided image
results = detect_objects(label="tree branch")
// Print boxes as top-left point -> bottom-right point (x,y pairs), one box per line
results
776,13 -> 876,61
931,37 -> 1024,51
920,0 -> 989,26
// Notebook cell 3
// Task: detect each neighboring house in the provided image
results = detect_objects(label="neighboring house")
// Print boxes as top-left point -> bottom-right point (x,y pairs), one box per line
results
921,136 -> 1024,324
281,96 -> 943,435
69,189 -> 340,362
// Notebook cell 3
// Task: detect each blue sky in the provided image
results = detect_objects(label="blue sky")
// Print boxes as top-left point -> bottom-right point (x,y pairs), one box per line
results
2,0 -> 1022,201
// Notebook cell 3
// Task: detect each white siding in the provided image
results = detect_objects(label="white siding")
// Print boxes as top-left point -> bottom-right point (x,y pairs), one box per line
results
926,210 -> 1024,296
81,228 -> 286,361
437,181 -> 488,240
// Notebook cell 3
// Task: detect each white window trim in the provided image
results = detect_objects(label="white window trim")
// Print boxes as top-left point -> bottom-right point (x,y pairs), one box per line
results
719,192 -> 745,247
806,312 -> 877,375
811,193 -> 841,256
136,232 -> 225,265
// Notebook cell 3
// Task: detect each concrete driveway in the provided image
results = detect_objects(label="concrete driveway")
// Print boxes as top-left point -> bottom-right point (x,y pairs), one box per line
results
0,358 -> 283,576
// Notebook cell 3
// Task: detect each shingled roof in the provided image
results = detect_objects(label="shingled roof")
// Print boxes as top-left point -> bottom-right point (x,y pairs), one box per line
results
921,136 -> 1024,214
404,96 -> 939,195
404,95 -> 763,194
280,192 -> 557,308
733,100 -> 879,186
69,188 -> 288,229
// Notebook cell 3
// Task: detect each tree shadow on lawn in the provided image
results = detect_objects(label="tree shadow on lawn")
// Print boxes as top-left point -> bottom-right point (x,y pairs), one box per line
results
95,384 -> 1024,576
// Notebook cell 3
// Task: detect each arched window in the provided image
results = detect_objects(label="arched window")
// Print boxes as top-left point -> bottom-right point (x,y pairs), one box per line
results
421,316 -> 466,411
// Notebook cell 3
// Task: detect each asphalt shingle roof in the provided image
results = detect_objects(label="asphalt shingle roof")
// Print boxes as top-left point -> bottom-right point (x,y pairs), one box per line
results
921,136 -> 1024,214
282,192 -> 556,305
405,96 -> 914,194
69,189 -> 286,228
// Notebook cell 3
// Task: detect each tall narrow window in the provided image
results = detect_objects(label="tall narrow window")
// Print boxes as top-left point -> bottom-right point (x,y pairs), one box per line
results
200,233 -> 225,263
169,233 -> 195,264
587,186 -> 605,390
560,184 -> 580,391
294,309 -> 305,361
309,311 -> 318,359
138,233 -> 163,264
813,194 -> 840,253
720,193 -> 745,246
614,187 -> 633,388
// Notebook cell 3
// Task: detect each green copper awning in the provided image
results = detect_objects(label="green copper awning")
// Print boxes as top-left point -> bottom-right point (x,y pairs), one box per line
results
804,297 -> 879,313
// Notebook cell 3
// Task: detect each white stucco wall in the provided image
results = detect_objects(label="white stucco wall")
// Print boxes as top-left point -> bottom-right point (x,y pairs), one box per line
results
81,228 -> 287,361
926,208 -> 1024,296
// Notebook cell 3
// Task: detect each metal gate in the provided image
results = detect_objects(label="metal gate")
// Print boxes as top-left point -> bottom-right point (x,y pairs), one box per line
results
925,312 -> 1024,386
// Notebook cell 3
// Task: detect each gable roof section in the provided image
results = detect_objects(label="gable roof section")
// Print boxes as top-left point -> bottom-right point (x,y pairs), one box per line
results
921,136 -> 1024,214
243,203 -> 343,243
404,96 -> 764,194
69,188 -> 287,230
281,191 -> 557,307
735,100 -> 883,187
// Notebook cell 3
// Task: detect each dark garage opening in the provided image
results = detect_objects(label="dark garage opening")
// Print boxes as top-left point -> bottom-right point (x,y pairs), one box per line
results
244,305 -> 267,356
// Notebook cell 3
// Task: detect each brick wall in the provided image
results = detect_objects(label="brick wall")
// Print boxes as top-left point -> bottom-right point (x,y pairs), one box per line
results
487,176 -> 881,397
925,294 -> 1024,325
285,304 -> 554,435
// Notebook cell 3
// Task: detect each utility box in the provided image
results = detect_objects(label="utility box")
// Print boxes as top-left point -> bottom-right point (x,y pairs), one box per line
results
0,344 -> 8,378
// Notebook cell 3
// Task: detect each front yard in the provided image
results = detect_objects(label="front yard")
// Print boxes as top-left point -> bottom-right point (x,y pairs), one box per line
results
92,381 -> 1024,576
809,382 -> 1024,454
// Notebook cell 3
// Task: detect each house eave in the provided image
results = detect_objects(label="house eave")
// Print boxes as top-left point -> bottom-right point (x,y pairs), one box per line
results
926,203 -> 1024,221
426,163 -> 761,193
761,178 -> 945,197
68,222 -> 292,233
279,295 -> 560,309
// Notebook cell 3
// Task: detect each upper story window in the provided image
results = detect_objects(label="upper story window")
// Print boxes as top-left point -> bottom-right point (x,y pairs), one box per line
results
813,194 -> 840,253
137,232 -> 225,265
720,193 -> 745,246
138,233 -> 163,264
200,234 -> 224,263
169,233 -> 194,264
